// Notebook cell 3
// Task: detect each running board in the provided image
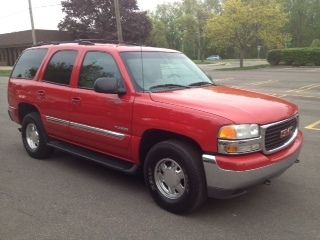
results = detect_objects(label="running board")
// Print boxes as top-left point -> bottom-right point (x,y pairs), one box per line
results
48,140 -> 139,174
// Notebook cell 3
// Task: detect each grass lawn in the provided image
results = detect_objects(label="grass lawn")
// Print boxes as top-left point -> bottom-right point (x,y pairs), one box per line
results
0,70 -> 11,77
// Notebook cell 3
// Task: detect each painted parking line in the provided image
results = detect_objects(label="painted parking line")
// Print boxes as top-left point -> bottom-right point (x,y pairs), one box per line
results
287,83 -> 320,93
305,120 -> 320,131
247,80 -> 278,86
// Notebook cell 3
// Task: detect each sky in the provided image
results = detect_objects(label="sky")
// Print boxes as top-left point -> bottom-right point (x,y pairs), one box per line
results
0,0 -> 177,34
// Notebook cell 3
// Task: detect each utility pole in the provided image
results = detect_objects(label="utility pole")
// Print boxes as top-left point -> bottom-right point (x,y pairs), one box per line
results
114,0 -> 123,42
28,0 -> 37,45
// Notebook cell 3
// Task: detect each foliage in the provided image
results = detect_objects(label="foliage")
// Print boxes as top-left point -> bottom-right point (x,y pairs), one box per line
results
204,0 -> 288,67
267,48 -> 320,66
149,0 -> 221,60
284,0 -> 320,47
267,50 -> 282,65
58,0 -> 152,43
150,2 -> 183,50
311,39 -> 320,47
0,70 -> 11,77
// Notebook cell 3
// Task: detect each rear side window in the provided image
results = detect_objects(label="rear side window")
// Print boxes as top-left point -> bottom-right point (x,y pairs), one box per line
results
11,48 -> 47,79
44,51 -> 77,85
79,52 -> 122,89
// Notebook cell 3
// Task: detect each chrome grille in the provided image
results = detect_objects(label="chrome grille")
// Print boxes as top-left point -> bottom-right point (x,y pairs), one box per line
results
262,116 -> 298,154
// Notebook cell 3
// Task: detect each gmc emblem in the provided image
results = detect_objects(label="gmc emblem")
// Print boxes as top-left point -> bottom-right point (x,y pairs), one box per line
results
280,126 -> 294,139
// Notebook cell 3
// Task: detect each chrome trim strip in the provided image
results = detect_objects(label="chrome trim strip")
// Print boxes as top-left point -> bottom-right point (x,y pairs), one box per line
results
45,115 -> 126,140
261,115 -> 299,155
202,154 -> 217,164
218,137 -> 262,155
69,122 -> 126,140
46,116 -> 69,127
261,114 -> 298,129
262,129 -> 298,155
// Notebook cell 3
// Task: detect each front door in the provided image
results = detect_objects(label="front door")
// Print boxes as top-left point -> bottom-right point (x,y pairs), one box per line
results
68,51 -> 134,160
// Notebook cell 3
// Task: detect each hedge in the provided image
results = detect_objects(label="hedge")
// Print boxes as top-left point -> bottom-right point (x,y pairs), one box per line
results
267,48 -> 320,66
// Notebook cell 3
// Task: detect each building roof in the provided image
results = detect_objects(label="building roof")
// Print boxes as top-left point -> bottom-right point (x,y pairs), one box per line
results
0,29 -> 73,48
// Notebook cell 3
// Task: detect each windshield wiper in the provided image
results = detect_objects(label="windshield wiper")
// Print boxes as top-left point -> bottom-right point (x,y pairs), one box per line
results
188,82 -> 214,87
149,84 -> 189,91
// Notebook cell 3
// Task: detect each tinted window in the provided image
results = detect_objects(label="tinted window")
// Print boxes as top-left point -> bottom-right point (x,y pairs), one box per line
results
11,48 -> 47,79
121,52 -> 212,91
44,51 -> 77,85
79,52 -> 122,89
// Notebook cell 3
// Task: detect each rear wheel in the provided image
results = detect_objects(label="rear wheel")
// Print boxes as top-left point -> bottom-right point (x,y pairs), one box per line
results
21,112 -> 52,159
144,140 -> 207,214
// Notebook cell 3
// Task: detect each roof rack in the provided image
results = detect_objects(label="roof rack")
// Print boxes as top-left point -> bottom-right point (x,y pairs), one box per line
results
34,39 -> 141,47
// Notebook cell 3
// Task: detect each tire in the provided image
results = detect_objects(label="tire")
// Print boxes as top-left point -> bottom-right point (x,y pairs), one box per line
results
144,140 -> 207,214
21,112 -> 52,159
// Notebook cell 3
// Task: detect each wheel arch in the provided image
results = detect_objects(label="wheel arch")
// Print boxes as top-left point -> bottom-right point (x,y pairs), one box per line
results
139,129 -> 203,164
18,102 -> 40,123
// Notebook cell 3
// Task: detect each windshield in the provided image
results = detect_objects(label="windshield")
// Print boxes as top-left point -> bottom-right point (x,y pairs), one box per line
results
121,52 -> 213,92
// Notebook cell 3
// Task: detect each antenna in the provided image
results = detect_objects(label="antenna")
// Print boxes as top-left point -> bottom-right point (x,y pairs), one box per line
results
140,45 -> 145,92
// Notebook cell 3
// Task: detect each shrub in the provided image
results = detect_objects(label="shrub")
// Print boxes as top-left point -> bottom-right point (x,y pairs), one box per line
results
267,50 -> 281,65
267,48 -> 320,66
311,39 -> 320,48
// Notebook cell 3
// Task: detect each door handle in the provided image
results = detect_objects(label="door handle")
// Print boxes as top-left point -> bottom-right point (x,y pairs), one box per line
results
71,97 -> 81,104
37,90 -> 45,98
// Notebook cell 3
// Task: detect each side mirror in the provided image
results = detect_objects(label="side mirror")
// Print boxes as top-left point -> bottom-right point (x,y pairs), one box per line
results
93,77 -> 126,95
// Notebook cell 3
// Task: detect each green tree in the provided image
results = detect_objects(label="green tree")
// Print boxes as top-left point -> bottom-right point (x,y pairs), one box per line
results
151,2 -> 184,50
149,0 -> 221,59
311,39 -> 320,47
58,0 -> 151,43
205,0 -> 288,67
149,18 -> 169,48
284,0 -> 320,47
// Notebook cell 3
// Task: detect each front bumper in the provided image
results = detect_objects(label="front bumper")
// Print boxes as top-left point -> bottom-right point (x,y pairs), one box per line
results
203,131 -> 303,199
8,106 -> 19,122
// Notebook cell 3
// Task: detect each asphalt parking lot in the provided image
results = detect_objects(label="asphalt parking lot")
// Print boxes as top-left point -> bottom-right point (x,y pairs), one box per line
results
1,66 -> 320,240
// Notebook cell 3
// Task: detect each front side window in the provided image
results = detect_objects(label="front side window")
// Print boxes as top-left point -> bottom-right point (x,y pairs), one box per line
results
79,52 -> 122,89
11,48 -> 48,79
44,51 -> 77,85
121,52 -> 213,92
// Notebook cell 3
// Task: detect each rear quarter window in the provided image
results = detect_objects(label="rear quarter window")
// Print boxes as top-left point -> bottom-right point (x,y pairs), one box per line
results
11,48 -> 48,79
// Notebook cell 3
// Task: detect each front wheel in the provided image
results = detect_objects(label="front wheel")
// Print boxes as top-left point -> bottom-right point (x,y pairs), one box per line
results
21,112 -> 52,159
144,140 -> 207,214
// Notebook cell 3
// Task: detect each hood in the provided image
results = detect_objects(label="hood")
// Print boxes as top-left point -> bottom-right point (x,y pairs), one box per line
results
150,86 -> 298,125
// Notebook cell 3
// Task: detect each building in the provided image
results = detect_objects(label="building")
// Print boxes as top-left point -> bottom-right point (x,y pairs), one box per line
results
0,30 -> 73,66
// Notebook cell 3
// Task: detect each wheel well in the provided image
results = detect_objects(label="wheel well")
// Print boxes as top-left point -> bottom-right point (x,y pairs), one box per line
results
139,130 -> 202,164
18,103 -> 39,123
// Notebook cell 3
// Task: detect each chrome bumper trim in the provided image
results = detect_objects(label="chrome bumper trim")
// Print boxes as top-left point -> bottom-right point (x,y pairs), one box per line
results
202,149 -> 301,196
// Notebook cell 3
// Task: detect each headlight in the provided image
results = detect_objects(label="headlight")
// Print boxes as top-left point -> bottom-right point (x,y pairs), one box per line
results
218,124 -> 260,140
218,124 -> 262,154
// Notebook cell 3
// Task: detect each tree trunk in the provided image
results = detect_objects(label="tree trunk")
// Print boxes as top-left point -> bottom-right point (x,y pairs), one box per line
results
239,48 -> 245,68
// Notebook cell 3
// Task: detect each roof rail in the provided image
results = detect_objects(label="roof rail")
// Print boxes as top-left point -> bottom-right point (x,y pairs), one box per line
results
77,39 -> 140,46
34,39 -> 141,47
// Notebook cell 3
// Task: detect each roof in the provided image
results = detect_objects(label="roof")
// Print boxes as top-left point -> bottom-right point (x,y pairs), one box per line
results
29,41 -> 180,53
0,30 -> 73,48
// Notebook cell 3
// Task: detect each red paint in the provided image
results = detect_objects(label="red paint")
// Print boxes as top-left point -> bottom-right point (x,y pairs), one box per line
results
8,43 -> 303,171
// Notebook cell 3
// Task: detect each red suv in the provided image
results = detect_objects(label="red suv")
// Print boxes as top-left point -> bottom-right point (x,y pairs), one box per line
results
7,41 -> 303,213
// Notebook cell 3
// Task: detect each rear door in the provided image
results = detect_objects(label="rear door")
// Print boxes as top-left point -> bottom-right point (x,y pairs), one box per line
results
68,51 -> 134,160
38,50 -> 78,141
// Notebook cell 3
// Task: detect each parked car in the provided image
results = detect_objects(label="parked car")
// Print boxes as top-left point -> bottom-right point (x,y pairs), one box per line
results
7,41 -> 303,214
206,55 -> 222,61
